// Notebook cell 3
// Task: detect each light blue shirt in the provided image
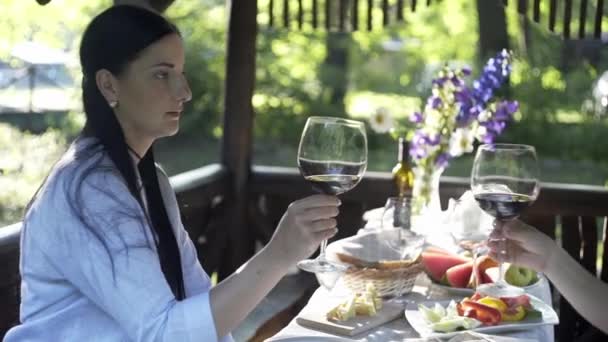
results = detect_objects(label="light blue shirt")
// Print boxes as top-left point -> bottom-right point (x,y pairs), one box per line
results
5,138 -> 233,342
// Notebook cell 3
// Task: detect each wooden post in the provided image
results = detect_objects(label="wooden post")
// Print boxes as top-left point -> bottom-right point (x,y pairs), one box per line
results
220,0 -> 258,279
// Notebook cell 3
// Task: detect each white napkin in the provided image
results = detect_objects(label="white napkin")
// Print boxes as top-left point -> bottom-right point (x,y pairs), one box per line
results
446,191 -> 493,239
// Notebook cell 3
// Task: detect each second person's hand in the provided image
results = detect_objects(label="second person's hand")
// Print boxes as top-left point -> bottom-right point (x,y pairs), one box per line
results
487,219 -> 557,272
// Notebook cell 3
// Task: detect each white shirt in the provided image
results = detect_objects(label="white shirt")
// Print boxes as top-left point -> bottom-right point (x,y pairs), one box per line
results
4,137 -> 233,342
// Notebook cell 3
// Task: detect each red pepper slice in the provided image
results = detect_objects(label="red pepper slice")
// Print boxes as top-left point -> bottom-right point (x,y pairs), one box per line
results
459,299 -> 502,325
471,292 -> 484,301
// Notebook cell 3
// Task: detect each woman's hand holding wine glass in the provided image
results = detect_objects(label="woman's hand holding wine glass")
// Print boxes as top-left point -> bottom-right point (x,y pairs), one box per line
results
471,143 -> 540,297
296,116 -> 368,274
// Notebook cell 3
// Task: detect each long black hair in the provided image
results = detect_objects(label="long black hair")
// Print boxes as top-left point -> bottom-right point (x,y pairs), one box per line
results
66,5 -> 185,300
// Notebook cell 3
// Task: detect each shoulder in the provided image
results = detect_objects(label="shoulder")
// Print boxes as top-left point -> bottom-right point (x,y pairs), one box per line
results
26,137 -> 136,230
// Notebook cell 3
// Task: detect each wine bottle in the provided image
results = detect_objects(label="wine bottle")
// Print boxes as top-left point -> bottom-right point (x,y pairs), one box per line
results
392,137 -> 414,197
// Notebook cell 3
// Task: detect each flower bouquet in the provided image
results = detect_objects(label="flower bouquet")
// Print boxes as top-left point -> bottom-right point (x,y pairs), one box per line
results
370,50 -> 519,218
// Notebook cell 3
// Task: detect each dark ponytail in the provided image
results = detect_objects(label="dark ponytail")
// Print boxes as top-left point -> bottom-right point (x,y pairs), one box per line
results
72,5 -> 184,300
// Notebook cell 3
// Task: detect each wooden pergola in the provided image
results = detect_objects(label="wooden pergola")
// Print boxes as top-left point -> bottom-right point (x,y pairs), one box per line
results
2,0 -> 608,340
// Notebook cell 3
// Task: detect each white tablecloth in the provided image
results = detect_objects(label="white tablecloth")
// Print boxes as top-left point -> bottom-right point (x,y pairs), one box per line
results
266,274 -> 554,342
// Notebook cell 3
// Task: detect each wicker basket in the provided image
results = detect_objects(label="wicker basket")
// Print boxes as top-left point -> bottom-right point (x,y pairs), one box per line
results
326,230 -> 425,297
338,254 -> 424,297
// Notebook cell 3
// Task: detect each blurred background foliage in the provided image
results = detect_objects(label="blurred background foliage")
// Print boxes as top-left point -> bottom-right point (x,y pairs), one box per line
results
1,0 -> 608,226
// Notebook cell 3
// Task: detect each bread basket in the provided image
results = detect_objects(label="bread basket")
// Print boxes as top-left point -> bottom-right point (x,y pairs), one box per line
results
326,230 -> 424,297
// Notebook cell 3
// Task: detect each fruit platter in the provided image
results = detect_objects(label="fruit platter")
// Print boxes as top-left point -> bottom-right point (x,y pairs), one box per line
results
405,292 -> 559,338
421,246 -> 540,294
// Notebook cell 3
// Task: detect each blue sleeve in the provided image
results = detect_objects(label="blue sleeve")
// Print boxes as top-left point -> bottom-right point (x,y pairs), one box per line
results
30,169 -> 220,342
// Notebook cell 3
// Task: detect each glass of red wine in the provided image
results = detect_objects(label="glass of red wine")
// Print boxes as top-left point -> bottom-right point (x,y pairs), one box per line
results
297,116 -> 368,274
471,143 -> 540,297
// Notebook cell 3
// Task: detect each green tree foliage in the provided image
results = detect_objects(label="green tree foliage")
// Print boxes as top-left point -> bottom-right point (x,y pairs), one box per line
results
0,124 -> 67,226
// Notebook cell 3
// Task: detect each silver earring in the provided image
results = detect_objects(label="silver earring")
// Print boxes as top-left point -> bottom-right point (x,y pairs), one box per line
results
109,100 -> 118,108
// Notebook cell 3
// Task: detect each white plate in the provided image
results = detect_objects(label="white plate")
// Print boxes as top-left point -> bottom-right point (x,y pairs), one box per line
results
428,273 -> 546,298
429,281 -> 475,296
405,295 -> 559,339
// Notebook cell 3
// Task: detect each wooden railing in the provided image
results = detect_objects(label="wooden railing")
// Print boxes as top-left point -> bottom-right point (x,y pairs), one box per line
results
2,165 -> 608,340
249,166 -> 608,341
260,0 -> 606,39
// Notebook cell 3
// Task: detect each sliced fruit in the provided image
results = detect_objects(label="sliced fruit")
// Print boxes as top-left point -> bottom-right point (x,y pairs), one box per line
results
500,295 -> 532,309
502,305 -> 526,321
457,299 -> 502,326
445,261 -> 474,288
478,296 -> 508,313
424,246 -> 453,255
470,255 -> 499,286
421,252 -> 470,281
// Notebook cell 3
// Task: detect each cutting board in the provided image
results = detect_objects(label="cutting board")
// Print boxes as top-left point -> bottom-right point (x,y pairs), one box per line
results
296,300 -> 404,336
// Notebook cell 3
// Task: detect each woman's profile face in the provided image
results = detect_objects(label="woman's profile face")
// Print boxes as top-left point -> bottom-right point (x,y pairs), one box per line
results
113,33 -> 192,142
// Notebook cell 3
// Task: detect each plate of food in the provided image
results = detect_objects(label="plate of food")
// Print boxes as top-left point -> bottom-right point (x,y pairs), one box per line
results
421,246 -> 542,295
405,292 -> 558,338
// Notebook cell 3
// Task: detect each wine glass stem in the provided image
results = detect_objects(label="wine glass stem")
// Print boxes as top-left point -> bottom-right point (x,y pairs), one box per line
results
495,220 -> 507,285
319,239 -> 328,260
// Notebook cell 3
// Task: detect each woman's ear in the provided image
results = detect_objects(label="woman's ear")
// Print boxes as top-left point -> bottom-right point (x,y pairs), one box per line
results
95,69 -> 120,107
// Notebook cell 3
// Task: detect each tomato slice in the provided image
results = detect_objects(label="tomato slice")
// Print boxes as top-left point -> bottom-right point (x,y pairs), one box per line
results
459,299 -> 502,325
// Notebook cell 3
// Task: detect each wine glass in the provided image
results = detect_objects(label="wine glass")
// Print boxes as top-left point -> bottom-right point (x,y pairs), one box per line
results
297,116 -> 368,274
382,197 -> 425,260
381,196 -> 424,302
446,196 -> 493,288
471,143 -> 540,297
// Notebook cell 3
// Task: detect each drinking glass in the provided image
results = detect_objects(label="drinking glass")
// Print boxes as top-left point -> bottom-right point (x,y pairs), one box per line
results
381,197 -> 425,260
471,143 -> 540,297
297,116 -> 368,274
447,197 -> 493,289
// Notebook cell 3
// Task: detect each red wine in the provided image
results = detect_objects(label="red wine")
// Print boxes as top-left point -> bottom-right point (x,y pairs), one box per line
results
474,192 -> 533,220
304,174 -> 361,195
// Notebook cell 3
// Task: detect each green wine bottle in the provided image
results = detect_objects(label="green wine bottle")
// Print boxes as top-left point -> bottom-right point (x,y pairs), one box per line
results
392,137 -> 414,197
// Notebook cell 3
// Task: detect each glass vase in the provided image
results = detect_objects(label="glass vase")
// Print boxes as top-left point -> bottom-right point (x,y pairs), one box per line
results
411,166 -> 444,234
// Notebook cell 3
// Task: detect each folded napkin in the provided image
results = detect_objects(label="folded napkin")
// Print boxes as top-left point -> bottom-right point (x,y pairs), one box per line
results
326,230 -> 406,265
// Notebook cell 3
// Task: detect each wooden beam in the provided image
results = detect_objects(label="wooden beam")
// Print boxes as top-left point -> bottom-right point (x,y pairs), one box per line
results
579,0 -> 588,38
298,0 -> 304,29
533,0 -> 540,22
564,0 -> 573,39
326,0 -> 332,30
595,0 -> 605,39
382,0 -> 389,26
352,0 -> 359,31
283,0 -> 290,28
221,0 -> 258,279
113,0 -> 175,13
339,0 -> 346,31
549,0 -> 557,32
269,0 -> 275,27
313,0 -> 319,29
367,0 -> 373,30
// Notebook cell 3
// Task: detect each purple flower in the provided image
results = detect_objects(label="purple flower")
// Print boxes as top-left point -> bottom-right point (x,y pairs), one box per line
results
451,76 -> 463,87
435,153 -> 450,168
461,67 -> 472,76
426,133 -> 441,146
409,111 -> 424,123
432,77 -> 448,87
429,96 -> 443,109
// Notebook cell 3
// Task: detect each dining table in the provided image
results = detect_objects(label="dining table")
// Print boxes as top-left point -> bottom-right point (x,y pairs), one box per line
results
266,272 -> 554,342
266,207 -> 556,342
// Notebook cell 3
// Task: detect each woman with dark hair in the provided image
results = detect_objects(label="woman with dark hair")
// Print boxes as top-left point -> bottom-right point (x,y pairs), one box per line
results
4,5 -> 340,342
